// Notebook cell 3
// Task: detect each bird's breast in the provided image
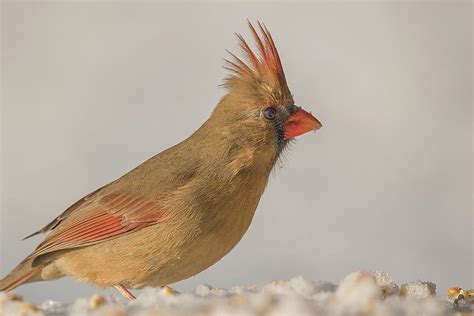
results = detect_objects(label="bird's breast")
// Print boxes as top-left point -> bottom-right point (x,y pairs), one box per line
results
141,164 -> 271,287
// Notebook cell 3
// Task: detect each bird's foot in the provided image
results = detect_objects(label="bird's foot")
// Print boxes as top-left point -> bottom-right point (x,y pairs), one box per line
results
112,284 -> 178,301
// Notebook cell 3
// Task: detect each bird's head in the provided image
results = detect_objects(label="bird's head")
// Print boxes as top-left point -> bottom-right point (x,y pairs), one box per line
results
211,21 -> 322,156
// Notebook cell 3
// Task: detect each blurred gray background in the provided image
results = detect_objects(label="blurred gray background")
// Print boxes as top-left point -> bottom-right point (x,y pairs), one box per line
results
1,1 -> 472,304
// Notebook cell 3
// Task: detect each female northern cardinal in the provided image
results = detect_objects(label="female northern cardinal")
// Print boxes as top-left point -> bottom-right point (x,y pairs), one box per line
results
0,21 -> 321,300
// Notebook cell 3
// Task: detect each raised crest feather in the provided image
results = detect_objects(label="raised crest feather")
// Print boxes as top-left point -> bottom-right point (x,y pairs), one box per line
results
223,21 -> 292,103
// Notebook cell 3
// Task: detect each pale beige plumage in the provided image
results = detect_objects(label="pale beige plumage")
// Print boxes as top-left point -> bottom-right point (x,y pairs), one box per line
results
0,21 -> 321,299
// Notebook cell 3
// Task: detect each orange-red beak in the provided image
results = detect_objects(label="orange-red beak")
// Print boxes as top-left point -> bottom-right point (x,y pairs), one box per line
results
283,107 -> 322,140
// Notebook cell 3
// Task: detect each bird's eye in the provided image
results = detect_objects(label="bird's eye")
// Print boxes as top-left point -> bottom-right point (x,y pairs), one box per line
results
263,107 -> 277,120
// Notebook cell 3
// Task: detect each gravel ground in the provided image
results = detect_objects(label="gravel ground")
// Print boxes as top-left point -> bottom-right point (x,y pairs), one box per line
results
1,271 -> 472,316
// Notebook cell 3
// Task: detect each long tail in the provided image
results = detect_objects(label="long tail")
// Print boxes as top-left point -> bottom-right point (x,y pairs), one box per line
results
0,258 -> 42,292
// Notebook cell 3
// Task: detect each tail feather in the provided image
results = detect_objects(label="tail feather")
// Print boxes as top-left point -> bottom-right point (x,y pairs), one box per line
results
0,258 -> 41,292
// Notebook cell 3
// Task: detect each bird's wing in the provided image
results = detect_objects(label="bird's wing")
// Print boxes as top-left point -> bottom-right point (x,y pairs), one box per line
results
29,191 -> 167,260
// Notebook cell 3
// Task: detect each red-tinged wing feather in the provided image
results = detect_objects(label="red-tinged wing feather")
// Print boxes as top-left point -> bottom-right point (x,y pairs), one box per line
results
30,191 -> 167,259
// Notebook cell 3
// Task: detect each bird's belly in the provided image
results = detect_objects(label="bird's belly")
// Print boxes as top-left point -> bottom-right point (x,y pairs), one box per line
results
57,171 -> 268,288
143,216 -> 254,287
56,202 -> 257,289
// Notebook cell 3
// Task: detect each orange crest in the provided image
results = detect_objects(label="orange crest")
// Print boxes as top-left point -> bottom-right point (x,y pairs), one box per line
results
223,21 -> 293,105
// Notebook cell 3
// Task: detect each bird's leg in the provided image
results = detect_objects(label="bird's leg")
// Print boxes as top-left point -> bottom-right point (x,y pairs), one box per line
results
114,284 -> 136,301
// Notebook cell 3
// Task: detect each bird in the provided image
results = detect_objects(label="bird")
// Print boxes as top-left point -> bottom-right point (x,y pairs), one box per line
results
0,21 -> 322,301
